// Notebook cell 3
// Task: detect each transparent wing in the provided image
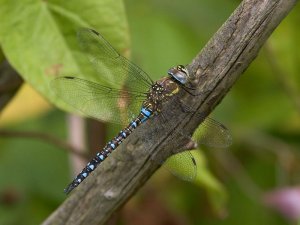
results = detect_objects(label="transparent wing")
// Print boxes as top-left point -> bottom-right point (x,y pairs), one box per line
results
51,76 -> 145,124
163,151 -> 197,182
77,28 -> 154,92
194,117 -> 232,148
161,117 -> 231,182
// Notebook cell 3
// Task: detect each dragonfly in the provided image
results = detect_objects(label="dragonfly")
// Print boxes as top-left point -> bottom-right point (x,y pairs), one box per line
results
52,28 -> 232,194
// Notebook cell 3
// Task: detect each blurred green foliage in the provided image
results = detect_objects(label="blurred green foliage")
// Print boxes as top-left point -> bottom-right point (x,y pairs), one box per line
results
0,0 -> 299,225
0,0 -> 129,113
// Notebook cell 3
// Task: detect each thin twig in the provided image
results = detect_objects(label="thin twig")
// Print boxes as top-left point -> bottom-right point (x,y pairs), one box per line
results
211,150 -> 263,201
264,43 -> 300,114
0,129 -> 88,159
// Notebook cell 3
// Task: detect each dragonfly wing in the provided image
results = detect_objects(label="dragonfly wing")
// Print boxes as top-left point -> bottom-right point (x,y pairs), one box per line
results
51,76 -> 145,124
163,151 -> 197,182
77,28 -> 153,93
194,117 -> 232,148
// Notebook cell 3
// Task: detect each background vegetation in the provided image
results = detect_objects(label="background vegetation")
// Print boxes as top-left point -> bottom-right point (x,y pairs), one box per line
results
0,0 -> 299,224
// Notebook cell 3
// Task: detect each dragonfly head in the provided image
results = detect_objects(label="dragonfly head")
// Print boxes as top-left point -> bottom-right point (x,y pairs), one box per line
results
168,65 -> 190,84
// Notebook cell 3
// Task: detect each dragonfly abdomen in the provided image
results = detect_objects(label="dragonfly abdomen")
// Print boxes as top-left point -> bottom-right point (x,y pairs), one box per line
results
64,107 -> 153,194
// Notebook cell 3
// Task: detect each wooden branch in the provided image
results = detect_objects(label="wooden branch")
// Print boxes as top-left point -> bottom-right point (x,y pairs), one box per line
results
42,0 -> 297,224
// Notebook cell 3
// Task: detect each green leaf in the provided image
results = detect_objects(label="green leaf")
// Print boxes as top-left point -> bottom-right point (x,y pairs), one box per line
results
165,149 -> 227,213
190,150 -> 228,213
0,0 -> 129,112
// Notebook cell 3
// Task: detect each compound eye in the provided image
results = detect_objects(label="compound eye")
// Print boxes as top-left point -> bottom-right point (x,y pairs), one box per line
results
168,65 -> 190,84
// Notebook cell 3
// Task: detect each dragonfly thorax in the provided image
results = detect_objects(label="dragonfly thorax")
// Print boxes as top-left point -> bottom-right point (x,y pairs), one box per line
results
143,77 -> 180,113
142,65 -> 188,114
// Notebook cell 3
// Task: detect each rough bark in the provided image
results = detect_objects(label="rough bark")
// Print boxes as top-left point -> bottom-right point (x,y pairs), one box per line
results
42,0 -> 298,224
